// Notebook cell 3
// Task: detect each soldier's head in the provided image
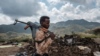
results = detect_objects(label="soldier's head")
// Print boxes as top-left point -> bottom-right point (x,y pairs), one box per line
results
40,16 -> 50,29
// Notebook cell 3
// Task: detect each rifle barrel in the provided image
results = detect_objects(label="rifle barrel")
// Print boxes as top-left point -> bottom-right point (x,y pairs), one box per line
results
17,21 -> 27,24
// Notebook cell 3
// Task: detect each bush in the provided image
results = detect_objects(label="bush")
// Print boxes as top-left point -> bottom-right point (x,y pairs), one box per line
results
93,28 -> 100,35
0,36 -> 6,42
9,36 -> 32,42
78,33 -> 97,38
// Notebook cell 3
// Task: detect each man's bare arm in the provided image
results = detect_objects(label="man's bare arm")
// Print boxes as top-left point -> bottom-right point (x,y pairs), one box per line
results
24,25 -> 29,30
41,32 -> 55,51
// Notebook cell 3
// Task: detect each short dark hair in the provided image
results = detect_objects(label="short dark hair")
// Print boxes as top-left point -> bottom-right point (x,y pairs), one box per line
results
40,16 -> 50,24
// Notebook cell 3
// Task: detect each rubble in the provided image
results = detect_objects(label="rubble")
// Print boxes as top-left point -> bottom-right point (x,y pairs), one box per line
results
93,51 -> 100,56
17,35 -> 100,56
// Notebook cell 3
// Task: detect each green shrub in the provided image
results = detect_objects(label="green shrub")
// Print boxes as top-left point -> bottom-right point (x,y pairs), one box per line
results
78,33 -> 97,38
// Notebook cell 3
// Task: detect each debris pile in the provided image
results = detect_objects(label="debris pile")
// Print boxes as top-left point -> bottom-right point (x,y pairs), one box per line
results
17,35 -> 100,56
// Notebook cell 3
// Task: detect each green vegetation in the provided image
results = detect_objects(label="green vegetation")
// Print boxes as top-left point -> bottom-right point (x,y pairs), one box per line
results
52,24 -> 87,36
0,27 -> 99,43
0,32 -> 32,42
77,33 -> 97,38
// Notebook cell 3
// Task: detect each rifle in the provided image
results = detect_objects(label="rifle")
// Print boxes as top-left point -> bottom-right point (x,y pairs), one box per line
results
13,19 -> 36,52
13,19 -> 27,25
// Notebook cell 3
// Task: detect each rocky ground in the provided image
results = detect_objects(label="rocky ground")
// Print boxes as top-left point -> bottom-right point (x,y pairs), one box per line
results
0,46 -> 19,56
0,38 -> 100,56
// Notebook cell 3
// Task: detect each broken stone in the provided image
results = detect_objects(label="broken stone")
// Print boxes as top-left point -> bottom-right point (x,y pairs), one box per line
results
93,38 -> 100,44
67,38 -> 73,44
77,46 -> 91,54
93,51 -> 100,56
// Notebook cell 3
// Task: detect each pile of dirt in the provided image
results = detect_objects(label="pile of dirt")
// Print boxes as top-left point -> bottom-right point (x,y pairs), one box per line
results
49,42 -> 99,56
48,37 -> 100,56
12,38 -> 100,56
17,38 -> 100,56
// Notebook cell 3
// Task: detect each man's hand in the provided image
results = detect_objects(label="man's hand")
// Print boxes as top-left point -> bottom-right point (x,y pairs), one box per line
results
49,32 -> 55,40
24,25 -> 29,30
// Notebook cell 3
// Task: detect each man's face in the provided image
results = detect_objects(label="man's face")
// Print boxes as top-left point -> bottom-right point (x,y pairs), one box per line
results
42,19 -> 50,29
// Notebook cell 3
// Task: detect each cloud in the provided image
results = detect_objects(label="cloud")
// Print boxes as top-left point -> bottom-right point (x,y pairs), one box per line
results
47,0 -> 60,5
82,8 -> 100,22
0,0 -> 100,25
47,0 -> 96,10
96,0 -> 100,7
0,7 -> 3,13
55,2 -> 100,22
0,0 -> 41,17
60,2 -> 74,12
0,13 -> 14,25
37,2 -> 49,15
19,16 -> 40,23
37,2 -> 100,23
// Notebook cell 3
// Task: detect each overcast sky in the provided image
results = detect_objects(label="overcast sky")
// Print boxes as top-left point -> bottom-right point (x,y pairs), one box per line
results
0,0 -> 100,25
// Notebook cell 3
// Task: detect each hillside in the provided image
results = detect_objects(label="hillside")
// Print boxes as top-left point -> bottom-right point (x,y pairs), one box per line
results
0,19 -> 100,35
50,19 -> 100,35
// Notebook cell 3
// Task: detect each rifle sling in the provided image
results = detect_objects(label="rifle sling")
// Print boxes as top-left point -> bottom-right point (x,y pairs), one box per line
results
35,36 -> 50,44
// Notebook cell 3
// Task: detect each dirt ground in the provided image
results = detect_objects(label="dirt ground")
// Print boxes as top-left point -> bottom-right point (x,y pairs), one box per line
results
0,45 -> 96,56
0,42 -> 29,56
0,38 -> 100,56
0,46 -> 19,56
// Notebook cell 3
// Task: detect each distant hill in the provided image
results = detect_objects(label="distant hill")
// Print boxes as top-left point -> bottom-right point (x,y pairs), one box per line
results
0,19 -> 100,35
52,19 -> 100,28
0,23 -> 31,33
50,19 -> 100,35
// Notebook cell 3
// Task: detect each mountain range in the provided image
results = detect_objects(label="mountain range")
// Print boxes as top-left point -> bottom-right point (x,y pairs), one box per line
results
0,19 -> 100,35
